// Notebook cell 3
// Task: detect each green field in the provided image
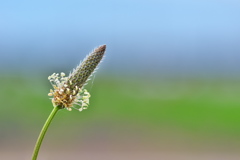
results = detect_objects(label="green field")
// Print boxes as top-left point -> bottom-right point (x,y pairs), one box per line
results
1,74 -> 240,154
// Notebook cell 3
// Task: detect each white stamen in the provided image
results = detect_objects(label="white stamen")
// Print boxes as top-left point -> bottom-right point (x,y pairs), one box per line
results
83,99 -> 89,104
67,108 -> 72,111
82,102 -> 88,107
82,96 -> 89,100
66,88 -> 70,94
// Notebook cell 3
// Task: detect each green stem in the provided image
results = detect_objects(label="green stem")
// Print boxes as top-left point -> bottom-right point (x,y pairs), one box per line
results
32,106 -> 61,160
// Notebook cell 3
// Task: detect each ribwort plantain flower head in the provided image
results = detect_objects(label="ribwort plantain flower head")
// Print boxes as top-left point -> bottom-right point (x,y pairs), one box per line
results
47,45 -> 106,111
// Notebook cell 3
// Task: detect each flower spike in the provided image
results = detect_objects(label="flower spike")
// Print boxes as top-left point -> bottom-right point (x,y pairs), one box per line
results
48,45 -> 106,111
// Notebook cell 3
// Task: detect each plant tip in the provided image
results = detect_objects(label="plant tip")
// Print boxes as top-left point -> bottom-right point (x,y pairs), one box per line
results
47,45 -> 106,111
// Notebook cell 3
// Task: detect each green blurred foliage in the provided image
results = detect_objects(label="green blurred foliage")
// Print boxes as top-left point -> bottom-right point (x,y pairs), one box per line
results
1,74 -> 240,152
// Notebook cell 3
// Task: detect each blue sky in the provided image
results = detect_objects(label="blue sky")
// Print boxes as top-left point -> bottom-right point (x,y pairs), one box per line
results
0,0 -> 240,77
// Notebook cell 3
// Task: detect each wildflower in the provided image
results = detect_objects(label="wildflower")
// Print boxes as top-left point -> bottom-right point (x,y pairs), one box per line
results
47,45 -> 106,111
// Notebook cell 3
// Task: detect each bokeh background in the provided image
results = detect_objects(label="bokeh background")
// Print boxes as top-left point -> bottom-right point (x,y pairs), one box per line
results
1,0 -> 240,159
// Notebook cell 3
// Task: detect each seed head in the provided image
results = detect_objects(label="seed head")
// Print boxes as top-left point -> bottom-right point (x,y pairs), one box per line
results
48,45 -> 106,111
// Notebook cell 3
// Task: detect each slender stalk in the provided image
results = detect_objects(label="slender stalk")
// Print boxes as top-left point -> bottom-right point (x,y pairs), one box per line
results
32,106 -> 61,160
31,45 -> 106,159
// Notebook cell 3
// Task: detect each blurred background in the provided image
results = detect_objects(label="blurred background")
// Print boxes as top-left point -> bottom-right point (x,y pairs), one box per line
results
1,0 -> 240,159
